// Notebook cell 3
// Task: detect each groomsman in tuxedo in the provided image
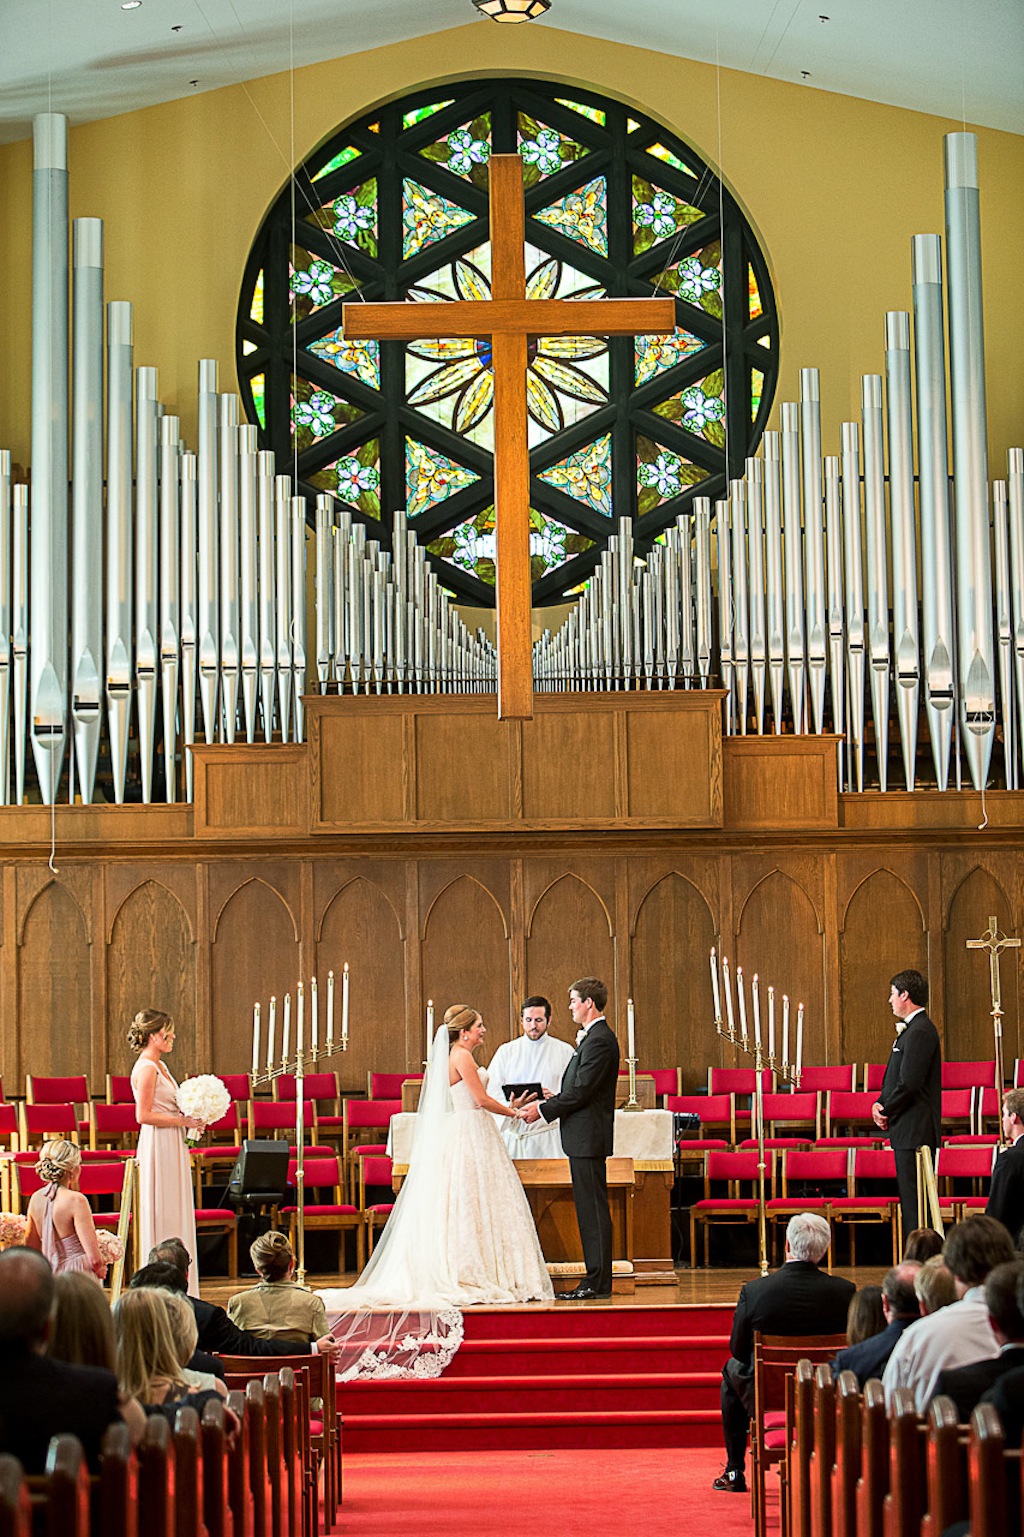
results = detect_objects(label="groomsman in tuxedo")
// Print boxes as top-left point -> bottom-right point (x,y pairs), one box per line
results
521,976 -> 620,1300
986,1089 -> 1024,1245
871,969 -> 941,1242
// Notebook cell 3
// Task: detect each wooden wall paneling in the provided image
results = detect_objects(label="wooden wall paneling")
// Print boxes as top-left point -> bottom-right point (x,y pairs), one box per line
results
106,880 -> 197,1084
629,871 -> 717,1090
192,744 -> 309,838
734,867 -> 826,1067
625,700 -> 723,823
838,869 -> 928,1070
941,861 -> 1019,1064
207,861 -> 303,942
405,862 -> 423,1071
89,870 -> 107,1092
508,860 -> 526,1036
520,708 -> 616,820
0,867 -> 14,1090
17,881 -> 92,1086
414,713 -> 512,822
822,854 -> 841,1066
420,873 -> 511,1058
417,859 -> 512,943
724,736 -> 839,828
523,871 -> 616,1052
210,877 -> 301,1077
316,875 -> 407,1093
195,866 -> 213,1084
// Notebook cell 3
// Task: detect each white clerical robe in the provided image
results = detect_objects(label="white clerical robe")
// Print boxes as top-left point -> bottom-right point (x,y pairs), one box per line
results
486,1031 -> 576,1159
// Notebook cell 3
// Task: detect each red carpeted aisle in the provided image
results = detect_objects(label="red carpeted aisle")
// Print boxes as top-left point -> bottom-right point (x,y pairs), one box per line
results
337,1447 -> 777,1536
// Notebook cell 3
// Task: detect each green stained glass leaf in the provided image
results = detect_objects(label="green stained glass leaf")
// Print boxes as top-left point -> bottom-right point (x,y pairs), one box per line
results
636,437 -> 708,513
652,379 -> 727,442
517,116 -> 588,189
645,143 -> 697,178
307,328 -> 380,390
307,180 -> 378,256
311,146 -> 360,182
402,178 -> 476,259
418,117 -> 492,184
309,440 -> 381,516
555,98 -> 606,126
290,379 -> 365,450
632,176 -> 705,254
250,373 -> 266,429
634,329 -> 705,386
537,435 -> 613,517
250,272 -> 264,325
406,438 -> 481,519
403,100 -> 455,129
534,175 -> 608,257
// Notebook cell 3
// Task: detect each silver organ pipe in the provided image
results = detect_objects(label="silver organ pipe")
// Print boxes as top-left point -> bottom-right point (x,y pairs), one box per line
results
823,454 -> 845,790
780,404 -> 806,734
274,475 -> 293,736
885,312 -> 920,789
257,451 -> 276,741
694,498 -> 712,688
945,131 -> 996,791
30,113 -> 69,804
729,482 -> 749,733
799,369 -> 827,735
1009,450 -> 1024,788
745,458 -> 767,734
197,360 -> 220,745
715,499 -> 733,730
840,422 -> 866,793
993,479 -> 1015,788
159,414 -> 181,803
218,393 -> 240,744
291,497 -> 308,740
762,433 -> 785,733
861,374 -> 891,792
238,426 -> 260,743
135,366 -> 159,802
315,494 -> 333,694
70,217 -> 104,805
12,486 -> 29,805
0,453 -> 9,804
105,301 -> 133,805
179,449 -> 197,800
912,233 -> 955,792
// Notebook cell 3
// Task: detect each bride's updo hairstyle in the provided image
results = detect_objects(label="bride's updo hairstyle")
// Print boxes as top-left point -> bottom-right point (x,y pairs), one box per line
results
36,1138 -> 82,1185
127,1008 -> 172,1053
444,1004 -> 480,1045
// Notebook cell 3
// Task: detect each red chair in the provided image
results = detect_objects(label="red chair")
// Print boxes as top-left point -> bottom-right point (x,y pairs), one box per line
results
26,1075 -> 92,1142
192,1104 -> 244,1201
342,1099 -> 401,1198
106,1075 -> 135,1105
276,1071 -> 338,1108
759,1090 -> 820,1140
976,1086 -> 1003,1134
0,1103 -> 19,1208
12,1153 -> 130,1233
368,1072 -> 423,1100
862,1063 -> 886,1093
19,1101 -> 80,1148
940,1088 -> 975,1137
766,1147 -> 847,1264
358,1153 -> 395,1254
936,1143 -> 996,1223
279,1154 -> 364,1272
797,1064 -> 856,1093
826,1090 -> 880,1137
667,1092 -> 735,1143
689,1148 -> 767,1266
650,1069 -> 682,1102
942,1060 -> 998,1090
816,1135 -> 882,1150
829,1147 -> 900,1262
90,1102 -> 139,1152
249,1099 -> 323,1144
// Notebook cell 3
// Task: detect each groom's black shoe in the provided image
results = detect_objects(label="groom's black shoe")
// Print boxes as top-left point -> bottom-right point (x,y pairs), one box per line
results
557,1285 -> 602,1300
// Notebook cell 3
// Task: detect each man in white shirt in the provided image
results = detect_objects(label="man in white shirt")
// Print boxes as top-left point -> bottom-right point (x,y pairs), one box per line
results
487,996 -> 575,1159
881,1214 -> 1016,1411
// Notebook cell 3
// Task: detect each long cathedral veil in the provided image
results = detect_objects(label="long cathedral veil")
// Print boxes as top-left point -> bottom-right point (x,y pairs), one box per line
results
317,1025 -> 465,1379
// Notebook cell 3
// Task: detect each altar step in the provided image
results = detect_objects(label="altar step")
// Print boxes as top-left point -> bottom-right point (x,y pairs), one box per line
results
339,1303 -> 732,1452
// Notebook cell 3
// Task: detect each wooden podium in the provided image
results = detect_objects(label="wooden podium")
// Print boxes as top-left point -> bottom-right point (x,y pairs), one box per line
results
516,1157 -> 635,1289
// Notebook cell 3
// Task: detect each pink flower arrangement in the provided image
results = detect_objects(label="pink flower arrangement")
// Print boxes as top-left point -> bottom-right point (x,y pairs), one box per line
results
0,1212 -> 28,1250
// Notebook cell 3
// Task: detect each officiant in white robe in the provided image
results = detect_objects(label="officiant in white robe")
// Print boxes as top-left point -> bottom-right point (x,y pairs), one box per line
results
486,997 -> 575,1160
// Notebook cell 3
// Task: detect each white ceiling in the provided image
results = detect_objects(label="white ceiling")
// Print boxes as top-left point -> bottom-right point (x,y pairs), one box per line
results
1,0 -> 1021,147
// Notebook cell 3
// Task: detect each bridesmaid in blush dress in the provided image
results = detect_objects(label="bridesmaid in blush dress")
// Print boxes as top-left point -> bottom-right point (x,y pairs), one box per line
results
24,1138 -> 107,1279
129,1009 -> 205,1297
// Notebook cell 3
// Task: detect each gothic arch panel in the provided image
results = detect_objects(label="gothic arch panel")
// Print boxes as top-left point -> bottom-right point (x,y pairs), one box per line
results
840,871 -> 927,1069
318,879 -> 407,1093
211,880 -> 301,1076
944,867 -> 1018,1063
736,871 -> 825,1067
107,884 -> 195,1082
631,873 -> 715,1090
421,876 -> 510,1059
525,875 -> 615,1053
18,884 -> 91,1083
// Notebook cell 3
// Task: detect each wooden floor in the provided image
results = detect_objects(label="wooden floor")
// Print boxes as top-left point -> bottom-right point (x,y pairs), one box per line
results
200,1263 -> 876,1310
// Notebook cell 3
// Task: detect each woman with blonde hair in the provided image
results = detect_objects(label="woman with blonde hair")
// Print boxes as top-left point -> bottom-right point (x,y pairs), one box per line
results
129,1009 -> 204,1295
160,1290 -> 227,1398
113,1287 -> 195,1408
24,1139 -> 106,1279
49,1273 -> 147,1445
229,1231 -> 329,1344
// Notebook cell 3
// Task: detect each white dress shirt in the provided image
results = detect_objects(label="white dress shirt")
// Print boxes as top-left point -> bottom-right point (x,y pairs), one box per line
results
881,1286 -> 998,1411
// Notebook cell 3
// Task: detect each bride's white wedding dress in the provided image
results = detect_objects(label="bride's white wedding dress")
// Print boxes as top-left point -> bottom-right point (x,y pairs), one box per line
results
318,1027 -> 553,1379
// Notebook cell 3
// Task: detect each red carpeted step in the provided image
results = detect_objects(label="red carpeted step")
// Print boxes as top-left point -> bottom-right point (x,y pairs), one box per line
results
457,1304 -> 732,1341
446,1332 -> 729,1375
341,1406 -> 722,1454
343,1369 -> 721,1417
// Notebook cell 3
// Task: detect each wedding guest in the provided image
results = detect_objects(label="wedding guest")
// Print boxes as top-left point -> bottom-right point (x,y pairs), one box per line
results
903,1227 -> 945,1263
48,1271 -> 147,1443
986,1089 -> 1024,1245
935,1259 -> 1024,1421
845,1284 -> 885,1346
830,1264 -> 921,1386
161,1290 -> 228,1397
129,1009 -> 205,1296
23,1139 -> 106,1279
0,1248 -> 122,1473
915,1255 -> 957,1314
228,1231 -> 329,1344
113,1287 -> 222,1415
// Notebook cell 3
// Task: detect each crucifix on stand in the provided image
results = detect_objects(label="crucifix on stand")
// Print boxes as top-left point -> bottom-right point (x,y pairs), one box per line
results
342,155 -> 677,719
967,915 -> 1021,1146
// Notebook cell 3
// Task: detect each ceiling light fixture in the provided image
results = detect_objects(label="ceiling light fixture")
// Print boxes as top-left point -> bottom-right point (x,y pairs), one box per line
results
472,0 -> 551,22
121,1 -> 142,10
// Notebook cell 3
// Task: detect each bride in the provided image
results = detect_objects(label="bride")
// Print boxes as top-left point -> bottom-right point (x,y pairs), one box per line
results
318,1004 -> 553,1376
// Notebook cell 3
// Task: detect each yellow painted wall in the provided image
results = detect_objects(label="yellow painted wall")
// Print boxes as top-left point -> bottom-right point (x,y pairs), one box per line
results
0,22 -> 1021,472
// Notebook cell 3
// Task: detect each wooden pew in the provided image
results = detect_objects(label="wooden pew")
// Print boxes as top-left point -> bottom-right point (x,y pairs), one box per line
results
224,1392 -> 253,1537
0,1456 -> 32,1537
97,1423 -> 137,1537
788,1359 -> 817,1537
219,1352 -> 338,1526
199,1401 -> 234,1537
968,1402 -> 1010,1535
855,1381 -> 888,1537
881,1388 -> 925,1537
276,1371 -> 308,1537
137,1417 -> 175,1537
831,1371 -> 861,1537
243,1380 -> 272,1537
921,1395 -> 966,1537
171,1408 -> 204,1537
261,1378 -> 288,1537
810,1365 -> 835,1537
41,1435 -> 92,1537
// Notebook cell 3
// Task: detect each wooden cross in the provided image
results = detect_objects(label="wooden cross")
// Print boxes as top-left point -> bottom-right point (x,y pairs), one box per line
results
342,154 -> 677,719
967,915 -> 1021,1142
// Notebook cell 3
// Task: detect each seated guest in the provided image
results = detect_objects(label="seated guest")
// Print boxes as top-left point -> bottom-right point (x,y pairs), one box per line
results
0,1249 -> 121,1473
161,1289 -> 228,1398
113,1288 -> 222,1414
48,1272 -> 147,1443
128,1263 -> 225,1381
986,1089 -> 1024,1246
882,1215 -> 1016,1410
935,1259 -> 1024,1421
845,1284 -> 885,1346
903,1227 -> 945,1263
831,1264 -> 921,1387
714,1212 -> 855,1494
979,1266 -> 1024,1445
145,1239 -> 339,1361
227,1232 -> 329,1344
915,1255 -> 957,1314
23,1140 -> 107,1280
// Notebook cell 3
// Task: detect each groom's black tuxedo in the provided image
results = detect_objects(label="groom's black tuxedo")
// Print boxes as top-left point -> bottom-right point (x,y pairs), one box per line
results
538,1017 -> 620,1292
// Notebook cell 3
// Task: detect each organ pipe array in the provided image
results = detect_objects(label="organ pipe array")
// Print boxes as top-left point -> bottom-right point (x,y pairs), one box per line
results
1,117 -> 1022,805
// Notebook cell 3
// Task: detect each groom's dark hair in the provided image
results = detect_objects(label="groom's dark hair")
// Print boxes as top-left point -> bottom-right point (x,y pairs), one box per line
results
570,977 -> 607,1013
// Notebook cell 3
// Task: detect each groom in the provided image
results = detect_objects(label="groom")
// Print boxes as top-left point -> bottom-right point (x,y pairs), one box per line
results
521,976 -> 620,1300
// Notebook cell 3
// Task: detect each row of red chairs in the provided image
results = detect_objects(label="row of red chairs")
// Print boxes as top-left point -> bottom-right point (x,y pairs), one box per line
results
705,1058 -> 1011,1096
669,1085 -> 1004,1144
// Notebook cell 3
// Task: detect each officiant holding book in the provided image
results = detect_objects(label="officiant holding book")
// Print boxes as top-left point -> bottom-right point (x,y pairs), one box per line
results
487,996 -> 575,1159
522,977 -> 620,1300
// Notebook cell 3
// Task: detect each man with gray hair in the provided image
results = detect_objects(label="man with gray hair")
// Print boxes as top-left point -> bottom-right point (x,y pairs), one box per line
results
714,1213 -> 856,1493
830,1263 -> 921,1386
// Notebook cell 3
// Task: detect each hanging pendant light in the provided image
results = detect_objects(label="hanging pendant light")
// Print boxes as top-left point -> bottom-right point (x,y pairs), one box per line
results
472,0 -> 551,21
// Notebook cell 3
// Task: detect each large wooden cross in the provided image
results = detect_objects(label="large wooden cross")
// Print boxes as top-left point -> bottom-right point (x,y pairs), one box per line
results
967,915 -> 1022,1143
343,154 -> 677,718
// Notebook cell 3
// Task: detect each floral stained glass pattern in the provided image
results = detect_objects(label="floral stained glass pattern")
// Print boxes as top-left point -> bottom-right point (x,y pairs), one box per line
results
428,506 -> 593,585
307,329 -> 381,391
636,436 -> 708,514
289,251 -> 358,321
309,181 -> 378,255
534,177 -> 608,257
290,379 -> 364,451
538,436 -> 613,518
652,243 -> 723,319
402,179 -> 477,259
653,370 -> 727,447
418,115 -> 492,184
634,329 -> 705,386
309,440 -> 381,516
632,177 -> 706,254
517,116 -> 588,188
406,439 -> 480,520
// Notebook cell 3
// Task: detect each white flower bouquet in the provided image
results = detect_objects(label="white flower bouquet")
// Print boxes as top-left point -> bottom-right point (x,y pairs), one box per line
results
0,1212 -> 27,1250
176,1074 -> 231,1141
96,1230 -> 124,1266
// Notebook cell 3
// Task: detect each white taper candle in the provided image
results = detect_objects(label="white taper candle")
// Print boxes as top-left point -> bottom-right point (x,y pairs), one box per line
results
311,975 -> 319,1053
782,994 -> 790,1072
267,996 -> 276,1072
710,947 -> 722,1022
252,1002 -> 261,1078
427,998 -> 434,1057
342,963 -> 350,1044
297,982 -> 304,1055
282,992 -> 291,1063
752,974 -> 761,1050
796,1002 -> 804,1079
768,986 -> 776,1062
737,966 -> 748,1045
627,998 -> 636,1060
326,971 -> 335,1051
722,957 -> 736,1038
